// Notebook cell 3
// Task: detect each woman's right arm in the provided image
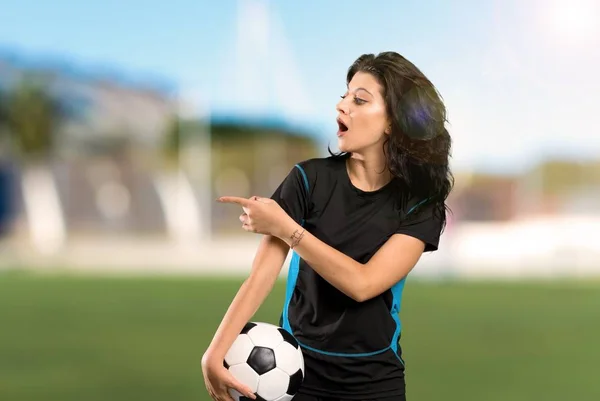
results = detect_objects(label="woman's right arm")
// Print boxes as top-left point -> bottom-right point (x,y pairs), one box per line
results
201,235 -> 290,400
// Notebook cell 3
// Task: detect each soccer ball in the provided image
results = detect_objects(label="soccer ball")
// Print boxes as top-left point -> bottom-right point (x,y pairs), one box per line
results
224,322 -> 305,401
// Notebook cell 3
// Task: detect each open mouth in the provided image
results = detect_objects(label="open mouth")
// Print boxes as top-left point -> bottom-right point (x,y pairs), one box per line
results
337,118 -> 348,132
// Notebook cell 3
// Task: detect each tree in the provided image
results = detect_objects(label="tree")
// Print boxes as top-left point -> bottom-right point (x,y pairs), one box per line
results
160,112 -> 209,170
5,75 -> 63,162
161,112 -> 182,169
0,87 -> 7,140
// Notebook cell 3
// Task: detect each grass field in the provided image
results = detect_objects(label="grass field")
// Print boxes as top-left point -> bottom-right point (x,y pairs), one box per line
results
1,271 -> 599,401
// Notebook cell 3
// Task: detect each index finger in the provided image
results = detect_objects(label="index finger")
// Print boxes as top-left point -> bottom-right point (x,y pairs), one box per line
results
226,380 -> 256,400
217,196 -> 251,207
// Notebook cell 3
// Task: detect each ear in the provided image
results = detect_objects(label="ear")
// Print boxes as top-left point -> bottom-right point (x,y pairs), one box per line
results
384,123 -> 392,135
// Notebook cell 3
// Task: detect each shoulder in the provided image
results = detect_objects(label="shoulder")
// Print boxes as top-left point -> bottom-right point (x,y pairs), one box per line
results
395,195 -> 446,252
295,155 -> 344,172
293,155 -> 346,193
404,196 -> 434,217
295,155 -> 346,178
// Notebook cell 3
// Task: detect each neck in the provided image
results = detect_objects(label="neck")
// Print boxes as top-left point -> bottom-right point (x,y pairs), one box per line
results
346,150 -> 391,192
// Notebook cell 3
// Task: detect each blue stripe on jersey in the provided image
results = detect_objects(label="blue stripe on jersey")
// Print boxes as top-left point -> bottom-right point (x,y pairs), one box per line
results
282,163 -> 307,335
407,197 -> 430,215
282,250 -> 301,335
294,164 -> 309,192
390,278 -> 406,364
296,339 -> 392,357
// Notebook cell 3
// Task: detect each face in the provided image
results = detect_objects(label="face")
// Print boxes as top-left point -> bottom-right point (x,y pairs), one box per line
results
336,71 -> 390,154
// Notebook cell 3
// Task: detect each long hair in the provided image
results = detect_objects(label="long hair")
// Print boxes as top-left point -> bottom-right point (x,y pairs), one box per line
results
329,51 -> 454,230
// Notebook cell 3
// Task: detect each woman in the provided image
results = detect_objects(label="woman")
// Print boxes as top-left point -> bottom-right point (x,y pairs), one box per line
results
202,51 -> 453,401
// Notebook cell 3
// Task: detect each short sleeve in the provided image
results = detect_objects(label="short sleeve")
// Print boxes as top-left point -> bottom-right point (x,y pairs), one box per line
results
395,201 -> 444,252
270,164 -> 310,225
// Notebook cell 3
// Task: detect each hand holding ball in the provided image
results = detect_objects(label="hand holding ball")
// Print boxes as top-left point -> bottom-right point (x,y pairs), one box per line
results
224,322 -> 305,401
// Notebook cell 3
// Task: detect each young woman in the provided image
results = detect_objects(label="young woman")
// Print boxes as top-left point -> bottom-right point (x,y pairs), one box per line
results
202,51 -> 454,401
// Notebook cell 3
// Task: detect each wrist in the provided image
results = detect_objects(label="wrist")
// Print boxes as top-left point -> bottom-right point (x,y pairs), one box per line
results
279,219 -> 305,249
203,343 -> 226,363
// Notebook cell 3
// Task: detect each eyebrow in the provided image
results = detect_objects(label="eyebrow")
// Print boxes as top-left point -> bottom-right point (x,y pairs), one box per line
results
347,86 -> 374,97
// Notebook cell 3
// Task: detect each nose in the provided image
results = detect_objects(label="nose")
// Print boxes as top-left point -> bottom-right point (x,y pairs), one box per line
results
336,97 -> 349,115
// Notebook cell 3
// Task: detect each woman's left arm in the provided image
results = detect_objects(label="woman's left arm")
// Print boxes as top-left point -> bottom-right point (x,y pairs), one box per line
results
277,218 -> 425,302
218,195 -> 431,302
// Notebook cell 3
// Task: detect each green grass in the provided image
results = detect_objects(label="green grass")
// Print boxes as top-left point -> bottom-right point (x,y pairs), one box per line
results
1,271 -> 599,401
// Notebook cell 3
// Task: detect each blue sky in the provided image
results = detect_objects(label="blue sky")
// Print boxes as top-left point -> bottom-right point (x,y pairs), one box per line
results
1,0 -> 599,173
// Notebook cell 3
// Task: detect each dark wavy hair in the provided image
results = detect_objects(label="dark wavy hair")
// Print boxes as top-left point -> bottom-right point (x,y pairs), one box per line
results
329,51 -> 454,230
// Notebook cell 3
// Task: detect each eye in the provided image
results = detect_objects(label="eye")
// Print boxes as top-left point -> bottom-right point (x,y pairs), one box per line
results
353,97 -> 366,105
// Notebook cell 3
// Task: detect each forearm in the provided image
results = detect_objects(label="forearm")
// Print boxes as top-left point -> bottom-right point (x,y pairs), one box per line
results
278,219 -> 367,301
205,235 -> 289,358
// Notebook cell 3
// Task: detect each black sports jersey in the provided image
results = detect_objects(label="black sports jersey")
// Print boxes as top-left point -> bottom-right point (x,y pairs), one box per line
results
270,155 -> 444,399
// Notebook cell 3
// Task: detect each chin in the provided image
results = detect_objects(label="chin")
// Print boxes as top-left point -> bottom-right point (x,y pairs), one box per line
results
337,139 -> 353,153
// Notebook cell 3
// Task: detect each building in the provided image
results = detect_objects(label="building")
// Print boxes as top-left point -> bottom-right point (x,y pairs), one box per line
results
0,48 -> 322,243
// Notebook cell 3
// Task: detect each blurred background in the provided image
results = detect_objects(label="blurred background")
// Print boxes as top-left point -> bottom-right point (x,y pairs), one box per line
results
1,0 -> 599,400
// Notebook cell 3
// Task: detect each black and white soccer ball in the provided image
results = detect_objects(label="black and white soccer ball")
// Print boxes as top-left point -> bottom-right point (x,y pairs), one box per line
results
224,322 -> 305,401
